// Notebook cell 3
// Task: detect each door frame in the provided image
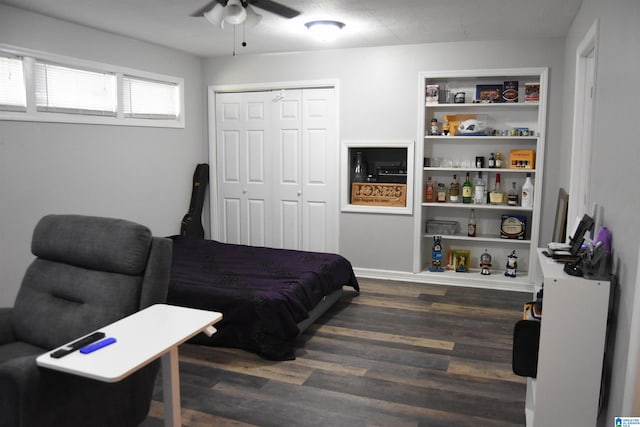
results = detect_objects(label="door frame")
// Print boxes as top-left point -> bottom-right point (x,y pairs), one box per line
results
207,79 -> 340,246
567,19 -> 599,235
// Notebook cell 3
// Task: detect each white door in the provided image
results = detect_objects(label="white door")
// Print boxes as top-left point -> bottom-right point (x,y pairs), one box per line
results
214,87 -> 338,252
215,91 -> 272,246
301,87 -> 338,253
271,89 -> 303,249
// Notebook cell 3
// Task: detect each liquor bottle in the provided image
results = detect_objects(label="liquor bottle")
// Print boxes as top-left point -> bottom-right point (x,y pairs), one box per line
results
474,172 -> 486,205
449,174 -> 460,203
495,152 -> 504,168
508,182 -> 519,206
425,176 -> 435,202
462,172 -> 473,203
521,173 -> 534,208
352,151 -> 368,182
468,209 -> 477,237
436,183 -> 447,203
489,173 -> 504,205
488,152 -> 496,168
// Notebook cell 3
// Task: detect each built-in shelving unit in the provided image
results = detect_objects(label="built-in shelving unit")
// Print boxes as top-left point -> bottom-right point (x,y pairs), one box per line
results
341,140 -> 414,215
413,68 -> 548,289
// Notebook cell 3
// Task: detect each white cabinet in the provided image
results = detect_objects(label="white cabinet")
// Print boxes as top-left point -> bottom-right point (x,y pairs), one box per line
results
526,249 -> 611,426
413,68 -> 548,288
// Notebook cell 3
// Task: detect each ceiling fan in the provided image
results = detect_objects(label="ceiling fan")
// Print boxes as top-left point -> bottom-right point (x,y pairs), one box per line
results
191,0 -> 301,28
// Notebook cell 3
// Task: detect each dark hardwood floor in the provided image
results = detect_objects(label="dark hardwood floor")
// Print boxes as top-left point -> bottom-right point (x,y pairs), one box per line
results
141,278 -> 529,426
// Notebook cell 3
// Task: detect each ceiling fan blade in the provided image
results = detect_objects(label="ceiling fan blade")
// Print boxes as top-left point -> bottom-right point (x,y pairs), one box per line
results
190,0 -> 224,17
248,0 -> 301,19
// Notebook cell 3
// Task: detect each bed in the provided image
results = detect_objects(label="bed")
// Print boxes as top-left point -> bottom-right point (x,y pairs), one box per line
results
167,236 -> 360,360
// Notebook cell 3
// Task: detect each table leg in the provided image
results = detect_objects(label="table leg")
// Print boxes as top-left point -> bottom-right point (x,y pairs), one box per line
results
161,347 -> 181,427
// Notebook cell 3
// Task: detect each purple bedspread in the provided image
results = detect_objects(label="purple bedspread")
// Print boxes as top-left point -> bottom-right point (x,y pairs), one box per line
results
167,237 -> 359,360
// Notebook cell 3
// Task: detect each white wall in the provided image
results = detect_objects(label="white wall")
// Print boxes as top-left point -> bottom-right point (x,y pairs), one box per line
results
202,39 -> 566,272
0,5 -> 206,305
561,0 -> 640,423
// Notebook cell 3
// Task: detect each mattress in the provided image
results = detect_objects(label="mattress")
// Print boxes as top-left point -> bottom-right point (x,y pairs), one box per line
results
167,237 -> 359,360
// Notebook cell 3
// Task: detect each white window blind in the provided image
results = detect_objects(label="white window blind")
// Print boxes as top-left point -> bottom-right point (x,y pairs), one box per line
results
35,61 -> 116,116
0,56 -> 27,112
123,76 -> 179,119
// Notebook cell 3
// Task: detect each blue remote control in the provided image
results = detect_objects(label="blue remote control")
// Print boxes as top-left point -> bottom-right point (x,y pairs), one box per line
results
80,337 -> 117,354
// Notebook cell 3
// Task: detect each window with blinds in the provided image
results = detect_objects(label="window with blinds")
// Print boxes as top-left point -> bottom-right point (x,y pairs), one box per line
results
0,55 -> 27,112
123,76 -> 179,119
35,61 -> 117,116
0,45 -> 184,127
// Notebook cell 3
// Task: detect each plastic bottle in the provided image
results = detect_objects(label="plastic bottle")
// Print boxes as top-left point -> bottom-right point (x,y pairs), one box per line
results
521,173 -> 534,208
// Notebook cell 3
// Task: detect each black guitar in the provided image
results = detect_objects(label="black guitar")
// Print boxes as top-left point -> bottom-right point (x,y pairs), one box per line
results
180,163 -> 209,239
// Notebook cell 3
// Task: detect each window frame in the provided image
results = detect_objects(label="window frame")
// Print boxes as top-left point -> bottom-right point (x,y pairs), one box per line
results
0,44 -> 185,128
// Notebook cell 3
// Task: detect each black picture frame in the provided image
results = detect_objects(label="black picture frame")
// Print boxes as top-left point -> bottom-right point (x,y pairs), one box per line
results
552,188 -> 569,243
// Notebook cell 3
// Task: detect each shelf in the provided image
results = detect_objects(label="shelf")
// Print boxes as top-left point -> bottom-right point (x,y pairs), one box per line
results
414,268 -> 533,289
424,167 -> 535,174
424,135 -> 538,141
424,102 -> 539,109
424,233 -> 531,244
421,202 -> 533,212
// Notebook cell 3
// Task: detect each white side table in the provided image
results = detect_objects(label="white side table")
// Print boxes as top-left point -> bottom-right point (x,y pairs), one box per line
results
37,304 -> 223,427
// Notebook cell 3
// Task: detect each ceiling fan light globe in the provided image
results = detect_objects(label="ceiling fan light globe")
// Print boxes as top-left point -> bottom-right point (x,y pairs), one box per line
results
224,4 -> 247,25
203,3 -> 225,27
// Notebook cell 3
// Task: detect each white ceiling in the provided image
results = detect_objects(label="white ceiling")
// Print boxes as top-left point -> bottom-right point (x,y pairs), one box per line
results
1,0 -> 583,58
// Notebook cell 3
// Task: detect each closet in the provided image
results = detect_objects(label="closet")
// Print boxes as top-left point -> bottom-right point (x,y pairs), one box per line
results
213,87 -> 338,252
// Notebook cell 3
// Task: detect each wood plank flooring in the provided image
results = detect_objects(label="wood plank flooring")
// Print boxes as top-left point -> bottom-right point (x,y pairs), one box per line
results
140,278 -> 529,427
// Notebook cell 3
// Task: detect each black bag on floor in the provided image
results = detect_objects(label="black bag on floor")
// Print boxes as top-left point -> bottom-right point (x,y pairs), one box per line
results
512,319 -> 540,378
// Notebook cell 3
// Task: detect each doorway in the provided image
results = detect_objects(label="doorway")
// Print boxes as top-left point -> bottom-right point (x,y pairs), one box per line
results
567,20 -> 599,233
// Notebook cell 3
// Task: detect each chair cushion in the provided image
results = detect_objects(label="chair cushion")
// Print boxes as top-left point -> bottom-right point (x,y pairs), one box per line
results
31,214 -> 152,275
13,261 -> 142,349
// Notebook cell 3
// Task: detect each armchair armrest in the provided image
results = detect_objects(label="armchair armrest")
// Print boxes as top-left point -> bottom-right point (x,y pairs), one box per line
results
0,354 -> 160,427
0,308 -> 16,344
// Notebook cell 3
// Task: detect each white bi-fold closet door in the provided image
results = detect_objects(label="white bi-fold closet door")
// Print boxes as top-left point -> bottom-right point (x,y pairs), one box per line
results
214,87 -> 338,252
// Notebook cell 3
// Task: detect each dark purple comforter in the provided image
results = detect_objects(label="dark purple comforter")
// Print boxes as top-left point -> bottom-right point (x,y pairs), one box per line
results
167,237 -> 359,360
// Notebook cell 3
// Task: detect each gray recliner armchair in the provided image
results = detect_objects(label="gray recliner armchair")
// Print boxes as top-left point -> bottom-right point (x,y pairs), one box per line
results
0,214 -> 172,427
